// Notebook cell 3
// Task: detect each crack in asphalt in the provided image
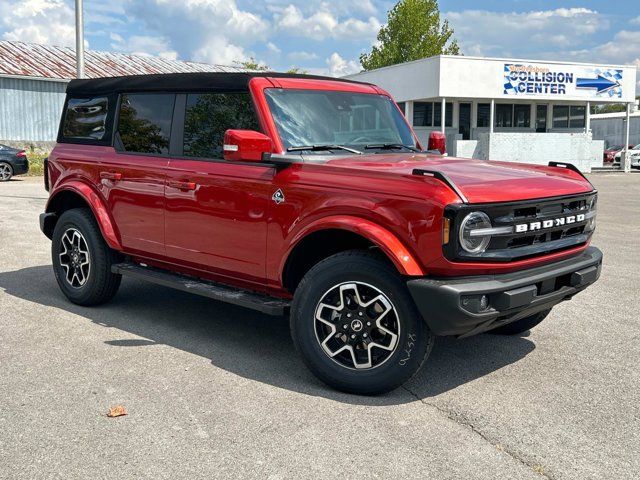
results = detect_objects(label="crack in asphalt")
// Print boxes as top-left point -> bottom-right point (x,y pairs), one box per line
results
401,385 -> 555,480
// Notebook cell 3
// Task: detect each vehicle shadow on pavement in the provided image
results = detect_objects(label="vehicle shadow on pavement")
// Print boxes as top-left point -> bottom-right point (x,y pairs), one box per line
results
0,265 -> 536,406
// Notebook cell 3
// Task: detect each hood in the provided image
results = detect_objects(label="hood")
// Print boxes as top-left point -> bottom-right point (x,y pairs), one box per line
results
325,154 -> 594,204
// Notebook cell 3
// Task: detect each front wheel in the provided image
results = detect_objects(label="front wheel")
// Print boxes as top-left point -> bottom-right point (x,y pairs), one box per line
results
290,251 -> 434,395
0,162 -> 13,181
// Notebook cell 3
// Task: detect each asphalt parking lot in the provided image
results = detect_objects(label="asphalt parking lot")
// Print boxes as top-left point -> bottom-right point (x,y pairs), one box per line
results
0,174 -> 638,479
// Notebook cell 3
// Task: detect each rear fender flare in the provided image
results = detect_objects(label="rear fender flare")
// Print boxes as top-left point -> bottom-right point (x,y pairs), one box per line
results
282,215 -> 425,278
46,181 -> 122,250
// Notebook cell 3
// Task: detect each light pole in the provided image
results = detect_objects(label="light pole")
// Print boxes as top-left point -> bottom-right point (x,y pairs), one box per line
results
75,0 -> 85,78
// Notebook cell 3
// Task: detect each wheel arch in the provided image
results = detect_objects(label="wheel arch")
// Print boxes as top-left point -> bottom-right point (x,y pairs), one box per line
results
44,182 -> 122,250
281,216 -> 425,293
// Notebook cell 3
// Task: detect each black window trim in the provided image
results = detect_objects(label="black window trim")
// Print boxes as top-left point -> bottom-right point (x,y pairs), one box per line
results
493,103 -> 531,129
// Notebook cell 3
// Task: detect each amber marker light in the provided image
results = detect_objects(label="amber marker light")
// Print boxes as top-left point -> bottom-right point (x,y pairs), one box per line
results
443,217 -> 451,244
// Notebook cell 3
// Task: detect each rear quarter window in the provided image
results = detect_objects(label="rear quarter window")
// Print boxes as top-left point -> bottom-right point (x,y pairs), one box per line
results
62,97 -> 109,140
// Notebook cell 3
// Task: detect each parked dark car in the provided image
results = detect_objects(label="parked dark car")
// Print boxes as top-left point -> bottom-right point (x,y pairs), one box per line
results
603,144 -> 633,163
0,144 -> 29,181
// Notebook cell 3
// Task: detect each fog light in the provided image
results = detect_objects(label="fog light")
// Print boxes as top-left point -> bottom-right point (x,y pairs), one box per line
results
479,295 -> 489,311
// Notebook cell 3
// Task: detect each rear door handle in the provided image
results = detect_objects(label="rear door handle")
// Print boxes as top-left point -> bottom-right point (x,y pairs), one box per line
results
100,171 -> 122,181
168,180 -> 197,191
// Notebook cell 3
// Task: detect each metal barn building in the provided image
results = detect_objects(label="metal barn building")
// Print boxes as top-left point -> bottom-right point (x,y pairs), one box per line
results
591,110 -> 640,149
0,41 -> 245,146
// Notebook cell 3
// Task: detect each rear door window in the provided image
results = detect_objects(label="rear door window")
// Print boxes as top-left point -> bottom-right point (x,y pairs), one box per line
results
117,94 -> 175,155
62,97 -> 109,140
183,93 -> 259,159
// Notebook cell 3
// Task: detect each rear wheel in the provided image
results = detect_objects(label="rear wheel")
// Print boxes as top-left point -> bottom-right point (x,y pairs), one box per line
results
490,309 -> 551,335
0,162 -> 13,181
52,208 -> 122,306
291,251 -> 434,395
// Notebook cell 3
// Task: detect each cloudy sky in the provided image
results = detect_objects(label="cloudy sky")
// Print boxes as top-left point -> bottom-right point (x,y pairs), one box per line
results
0,0 -> 639,84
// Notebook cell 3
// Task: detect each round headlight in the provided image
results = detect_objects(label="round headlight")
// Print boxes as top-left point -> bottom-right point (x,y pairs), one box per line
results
459,212 -> 492,253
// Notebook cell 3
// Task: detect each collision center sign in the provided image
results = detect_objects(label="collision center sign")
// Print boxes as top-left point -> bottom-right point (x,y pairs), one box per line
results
504,63 -> 623,99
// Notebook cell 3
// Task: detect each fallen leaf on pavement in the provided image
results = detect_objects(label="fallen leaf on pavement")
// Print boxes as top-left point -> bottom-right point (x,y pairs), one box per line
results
107,405 -> 127,417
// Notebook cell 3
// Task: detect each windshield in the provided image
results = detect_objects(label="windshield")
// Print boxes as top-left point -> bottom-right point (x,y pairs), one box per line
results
265,89 -> 416,153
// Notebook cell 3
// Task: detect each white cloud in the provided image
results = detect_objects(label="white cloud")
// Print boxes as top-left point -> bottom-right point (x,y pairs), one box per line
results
288,51 -> 318,61
326,52 -> 360,77
0,0 -> 76,47
267,42 -> 281,54
127,0 -> 269,65
110,34 -> 178,60
275,5 -> 380,41
631,16 -> 640,26
445,8 -> 608,57
266,0 -> 377,17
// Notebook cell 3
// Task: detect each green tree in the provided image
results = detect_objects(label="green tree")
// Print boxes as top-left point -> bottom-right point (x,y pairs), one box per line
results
234,57 -> 306,74
360,0 -> 460,71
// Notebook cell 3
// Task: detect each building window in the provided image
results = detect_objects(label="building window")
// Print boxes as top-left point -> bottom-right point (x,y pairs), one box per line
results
495,104 -> 531,128
552,105 -> 584,129
514,104 -> 531,128
413,101 -> 452,127
569,106 -> 586,128
477,103 -> 490,128
396,102 -> 406,116
495,104 -> 513,128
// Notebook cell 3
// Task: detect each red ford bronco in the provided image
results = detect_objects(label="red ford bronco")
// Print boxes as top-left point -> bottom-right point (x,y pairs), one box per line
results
40,72 -> 602,394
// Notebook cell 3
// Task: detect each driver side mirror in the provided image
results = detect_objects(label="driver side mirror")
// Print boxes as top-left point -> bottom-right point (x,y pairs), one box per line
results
427,131 -> 446,155
223,129 -> 273,162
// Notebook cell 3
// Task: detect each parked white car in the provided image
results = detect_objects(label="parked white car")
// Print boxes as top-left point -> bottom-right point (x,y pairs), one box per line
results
614,144 -> 640,163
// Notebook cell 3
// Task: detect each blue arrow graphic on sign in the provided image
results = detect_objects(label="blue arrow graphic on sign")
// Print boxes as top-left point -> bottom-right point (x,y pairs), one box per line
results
576,75 -> 620,93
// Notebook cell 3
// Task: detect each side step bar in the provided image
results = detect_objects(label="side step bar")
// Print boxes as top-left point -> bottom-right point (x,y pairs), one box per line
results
111,263 -> 290,316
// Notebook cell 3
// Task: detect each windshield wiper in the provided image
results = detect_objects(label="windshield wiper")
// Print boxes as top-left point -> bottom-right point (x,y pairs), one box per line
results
364,143 -> 421,153
287,144 -> 363,155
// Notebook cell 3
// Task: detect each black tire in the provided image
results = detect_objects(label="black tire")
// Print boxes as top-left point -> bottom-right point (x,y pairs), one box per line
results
290,251 -> 434,395
0,162 -> 13,181
51,208 -> 122,306
490,309 -> 551,335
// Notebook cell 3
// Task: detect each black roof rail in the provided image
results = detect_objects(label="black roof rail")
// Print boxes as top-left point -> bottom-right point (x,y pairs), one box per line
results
412,169 -> 468,203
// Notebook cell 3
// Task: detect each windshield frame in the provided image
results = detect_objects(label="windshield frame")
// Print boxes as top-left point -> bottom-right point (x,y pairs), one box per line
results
260,86 -> 420,157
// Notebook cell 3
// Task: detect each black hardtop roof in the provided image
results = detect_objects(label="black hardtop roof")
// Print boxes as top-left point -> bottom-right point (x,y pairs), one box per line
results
66,71 -> 370,96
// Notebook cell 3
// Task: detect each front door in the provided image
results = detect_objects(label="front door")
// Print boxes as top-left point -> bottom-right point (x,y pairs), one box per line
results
164,92 -> 272,288
458,103 -> 471,140
536,105 -> 548,133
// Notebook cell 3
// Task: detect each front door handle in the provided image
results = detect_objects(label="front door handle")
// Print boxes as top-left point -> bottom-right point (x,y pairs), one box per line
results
100,171 -> 122,181
168,180 -> 197,191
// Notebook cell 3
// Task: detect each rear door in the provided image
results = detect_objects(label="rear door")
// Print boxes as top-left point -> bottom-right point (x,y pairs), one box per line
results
164,92 -> 273,288
103,93 -> 175,257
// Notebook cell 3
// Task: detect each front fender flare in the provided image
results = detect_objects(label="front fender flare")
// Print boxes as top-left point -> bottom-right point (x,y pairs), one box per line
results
283,215 -> 425,277
46,181 -> 122,250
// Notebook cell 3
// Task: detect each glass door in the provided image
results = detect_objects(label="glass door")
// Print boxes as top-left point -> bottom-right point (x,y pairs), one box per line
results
536,104 -> 548,132
458,103 -> 471,140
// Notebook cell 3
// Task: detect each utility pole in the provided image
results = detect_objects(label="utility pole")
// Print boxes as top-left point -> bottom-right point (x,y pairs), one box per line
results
75,0 -> 85,78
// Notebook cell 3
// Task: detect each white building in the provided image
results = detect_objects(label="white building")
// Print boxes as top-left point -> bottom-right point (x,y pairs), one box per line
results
346,55 -> 638,172
591,110 -> 640,149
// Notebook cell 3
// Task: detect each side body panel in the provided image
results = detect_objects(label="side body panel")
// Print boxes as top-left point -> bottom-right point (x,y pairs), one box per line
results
164,159 -> 273,288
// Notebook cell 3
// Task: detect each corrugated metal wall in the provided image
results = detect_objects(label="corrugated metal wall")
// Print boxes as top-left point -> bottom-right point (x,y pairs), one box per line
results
0,77 -> 67,142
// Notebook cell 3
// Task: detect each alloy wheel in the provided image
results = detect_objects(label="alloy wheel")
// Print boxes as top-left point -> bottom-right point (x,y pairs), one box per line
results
59,228 -> 91,288
0,163 -> 12,181
314,282 -> 400,370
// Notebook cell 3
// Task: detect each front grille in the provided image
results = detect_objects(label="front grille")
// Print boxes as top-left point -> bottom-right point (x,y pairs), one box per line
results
444,192 -> 597,262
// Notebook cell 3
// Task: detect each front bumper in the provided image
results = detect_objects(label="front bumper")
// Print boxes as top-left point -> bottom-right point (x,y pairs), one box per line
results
407,247 -> 603,337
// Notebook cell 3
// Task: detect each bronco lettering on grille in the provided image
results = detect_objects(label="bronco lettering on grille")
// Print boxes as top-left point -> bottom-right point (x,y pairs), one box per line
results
515,213 -> 586,233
